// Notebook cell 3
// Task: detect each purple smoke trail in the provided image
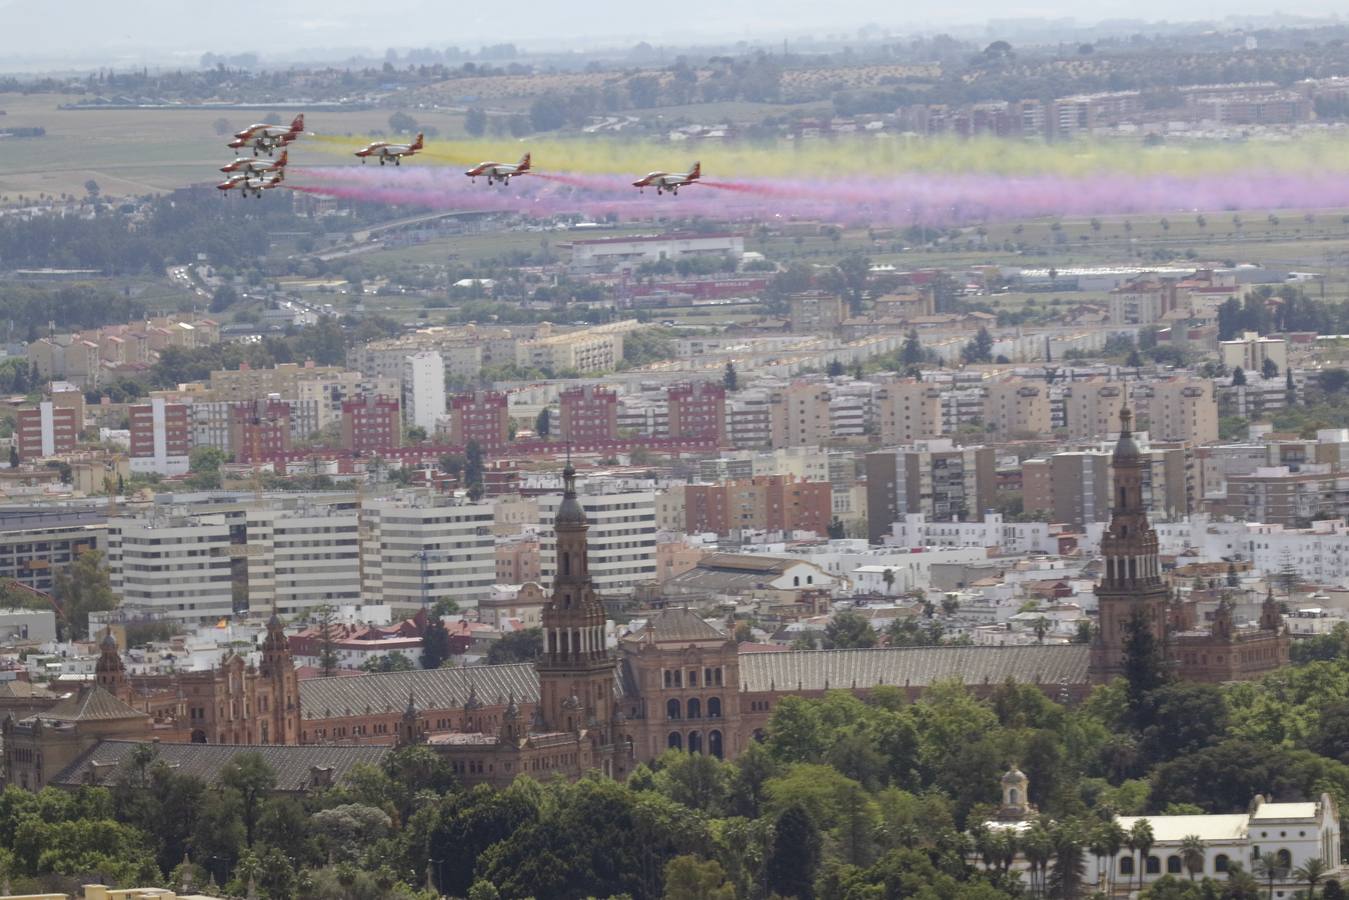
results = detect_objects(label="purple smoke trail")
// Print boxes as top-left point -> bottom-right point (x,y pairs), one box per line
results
290,166 -> 1349,227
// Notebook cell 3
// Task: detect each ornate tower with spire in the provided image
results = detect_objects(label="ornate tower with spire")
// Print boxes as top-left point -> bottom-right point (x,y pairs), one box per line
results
536,463 -> 617,757
1090,405 -> 1173,682
258,612 -> 301,745
94,626 -> 128,701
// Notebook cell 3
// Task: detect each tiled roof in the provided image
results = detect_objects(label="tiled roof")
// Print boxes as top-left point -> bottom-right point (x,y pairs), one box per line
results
698,553 -> 793,574
737,645 -> 1091,692
623,608 -> 727,644
298,663 -> 540,720
40,686 -> 148,723
0,681 -> 62,700
51,740 -> 390,792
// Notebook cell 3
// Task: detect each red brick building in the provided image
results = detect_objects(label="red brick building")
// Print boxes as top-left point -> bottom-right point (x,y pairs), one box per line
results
231,400 -> 293,463
128,398 -> 190,475
341,395 -> 402,454
559,386 -> 618,444
667,382 -> 726,444
447,391 -> 509,454
683,474 -> 833,537
15,402 -> 79,461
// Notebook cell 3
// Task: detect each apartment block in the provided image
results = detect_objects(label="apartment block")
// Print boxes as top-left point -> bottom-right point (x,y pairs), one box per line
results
128,398 -> 191,476
768,382 -> 832,449
340,395 -> 402,454
230,400 -> 293,463
0,509 -> 105,594
446,391 -> 510,453
559,385 -> 618,443
865,441 -> 997,542
107,511 -> 235,623
682,475 -> 833,537
983,380 -> 1052,439
403,351 -> 446,434
1139,378 -> 1218,445
667,382 -> 726,443
360,493 -> 496,613
1061,380 -> 1126,441
15,402 -> 79,461
875,381 -> 943,445
1219,332 -> 1288,375
538,488 -> 657,593
1023,452 -> 1112,527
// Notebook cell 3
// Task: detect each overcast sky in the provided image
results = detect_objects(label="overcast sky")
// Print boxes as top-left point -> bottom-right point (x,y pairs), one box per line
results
1,0 -> 1345,68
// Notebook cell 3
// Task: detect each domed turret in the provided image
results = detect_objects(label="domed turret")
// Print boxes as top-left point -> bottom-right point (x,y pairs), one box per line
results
1112,405 -> 1141,463
554,462 -> 588,528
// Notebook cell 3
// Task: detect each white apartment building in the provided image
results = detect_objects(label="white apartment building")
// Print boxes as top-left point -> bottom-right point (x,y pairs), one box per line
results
725,388 -> 773,449
107,511 -> 235,624
538,487 -> 658,593
265,505 -> 361,617
361,493 -> 496,614
402,351 -> 446,433
885,513 -> 1057,556
1220,331 -> 1289,374
1148,515 -> 1349,588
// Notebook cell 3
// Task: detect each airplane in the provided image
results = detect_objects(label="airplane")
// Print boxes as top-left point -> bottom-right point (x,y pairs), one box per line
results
464,153 -> 532,185
227,114 -> 305,156
632,161 -> 701,195
216,170 -> 285,198
220,149 -> 288,176
354,133 -> 423,165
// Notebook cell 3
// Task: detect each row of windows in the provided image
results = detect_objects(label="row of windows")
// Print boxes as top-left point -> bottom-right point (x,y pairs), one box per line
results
663,667 -> 725,688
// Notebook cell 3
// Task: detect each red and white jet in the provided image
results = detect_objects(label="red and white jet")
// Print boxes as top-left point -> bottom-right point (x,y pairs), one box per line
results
220,149 -> 288,176
354,133 -> 423,165
217,170 -> 285,198
464,152 -> 532,186
228,114 -> 305,156
633,161 -> 701,195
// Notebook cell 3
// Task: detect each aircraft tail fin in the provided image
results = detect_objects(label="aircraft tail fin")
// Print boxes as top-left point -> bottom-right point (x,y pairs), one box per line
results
276,149 -> 288,167
688,161 -> 701,180
290,114 -> 305,132
518,152 -> 531,171
412,133 -> 424,150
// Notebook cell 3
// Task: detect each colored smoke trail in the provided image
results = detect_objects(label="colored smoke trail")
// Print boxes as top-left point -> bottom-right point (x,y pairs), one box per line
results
307,131 -> 1349,179
290,165 -> 1349,227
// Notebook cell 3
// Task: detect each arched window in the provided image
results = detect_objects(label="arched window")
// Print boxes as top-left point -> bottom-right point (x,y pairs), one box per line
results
1146,856 -> 1161,875
1214,854 -> 1229,873
1167,856 -> 1183,874
1276,849 -> 1292,871
688,731 -> 702,754
190,729 -> 207,744
667,732 -> 682,750
1008,788 -> 1019,804
1119,857 -> 1134,876
708,697 -> 722,718
687,698 -> 701,719
666,698 -> 681,720
793,576 -> 800,586
709,729 -> 724,759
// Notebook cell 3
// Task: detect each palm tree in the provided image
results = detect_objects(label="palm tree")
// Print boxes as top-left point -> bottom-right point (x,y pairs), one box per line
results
1179,834 -> 1206,881
1253,853 -> 1278,899
1087,826 -> 1109,893
1048,824 -> 1088,899
1023,822 -> 1055,898
1130,819 -> 1154,894
882,568 -> 895,594
995,829 -> 1019,876
1100,819 -> 1125,895
1294,858 -> 1327,897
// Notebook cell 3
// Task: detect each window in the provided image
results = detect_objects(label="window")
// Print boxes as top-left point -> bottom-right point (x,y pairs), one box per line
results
1214,855 -> 1229,873
1119,857 -> 1134,876
1167,856 -> 1183,874
1146,856 -> 1161,875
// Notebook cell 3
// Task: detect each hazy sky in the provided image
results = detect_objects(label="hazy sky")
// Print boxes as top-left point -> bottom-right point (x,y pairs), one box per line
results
1,0 -> 1345,67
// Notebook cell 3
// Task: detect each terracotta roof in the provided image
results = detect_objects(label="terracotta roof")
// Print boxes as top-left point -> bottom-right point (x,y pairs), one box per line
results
623,608 -> 727,644
51,740 -> 389,792
738,645 -> 1090,692
0,681 -> 62,700
39,686 -> 148,723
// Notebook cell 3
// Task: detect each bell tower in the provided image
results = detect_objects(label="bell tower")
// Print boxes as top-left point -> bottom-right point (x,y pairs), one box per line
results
1090,405 -> 1173,682
537,462 -> 616,747
94,626 -> 128,701
258,611 -> 301,745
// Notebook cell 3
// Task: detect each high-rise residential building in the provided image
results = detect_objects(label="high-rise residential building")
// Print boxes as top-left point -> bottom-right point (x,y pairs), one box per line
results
865,440 -> 997,542
983,379 -> 1053,439
768,382 -> 832,449
360,493 -> 496,614
559,385 -> 618,444
340,395 -> 402,454
446,391 -> 510,453
1023,452 -> 1112,528
667,382 -> 727,444
1061,380 -> 1126,441
1219,331 -> 1288,375
402,351 -> 446,434
266,505 -> 362,617
875,382 -> 943,445
725,388 -> 772,449
538,485 -> 657,593
230,399 -> 293,463
1139,378 -> 1218,446
0,509 -> 104,595
107,511 -> 235,624
128,398 -> 191,476
15,401 -> 79,461
681,475 -> 833,537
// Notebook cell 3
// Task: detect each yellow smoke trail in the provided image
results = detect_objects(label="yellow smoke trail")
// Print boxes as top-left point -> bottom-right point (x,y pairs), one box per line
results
308,132 -> 1349,178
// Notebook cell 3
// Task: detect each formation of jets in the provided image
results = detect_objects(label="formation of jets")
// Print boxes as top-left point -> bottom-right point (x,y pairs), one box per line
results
208,116 -> 701,201
632,161 -> 701,195
354,133 -> 424,165
464,153 -> 532,185
217,114 -> 305,197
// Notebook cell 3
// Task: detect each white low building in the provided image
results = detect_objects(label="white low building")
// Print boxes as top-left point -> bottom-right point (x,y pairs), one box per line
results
885,513 -> 1057,556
